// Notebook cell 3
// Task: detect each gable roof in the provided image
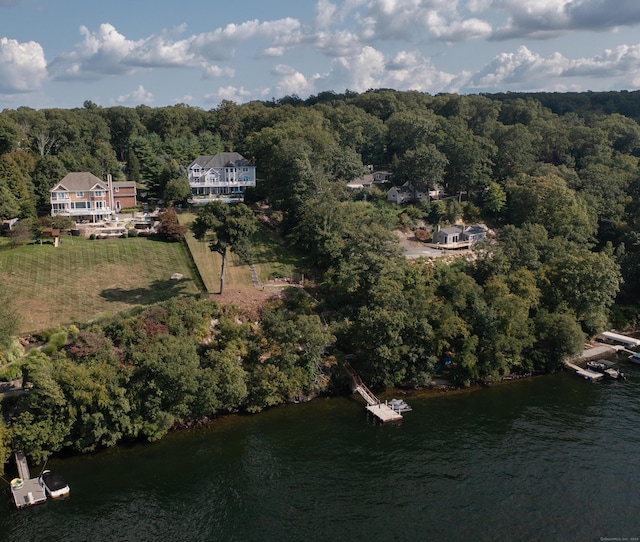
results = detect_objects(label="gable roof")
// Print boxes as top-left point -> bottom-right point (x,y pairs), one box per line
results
189,152 -> 253,170
52,172 -> 107,192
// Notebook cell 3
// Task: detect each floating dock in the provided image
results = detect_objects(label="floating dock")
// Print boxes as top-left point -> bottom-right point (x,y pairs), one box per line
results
10,451 -> 47,509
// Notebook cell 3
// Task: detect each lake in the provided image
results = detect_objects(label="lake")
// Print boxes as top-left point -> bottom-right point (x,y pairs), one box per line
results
1,364 -> 639,541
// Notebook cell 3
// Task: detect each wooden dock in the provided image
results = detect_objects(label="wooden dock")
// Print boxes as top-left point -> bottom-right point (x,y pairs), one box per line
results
344,362 -> 403,422
564,360 -> 604,381
10,451 -> 47,509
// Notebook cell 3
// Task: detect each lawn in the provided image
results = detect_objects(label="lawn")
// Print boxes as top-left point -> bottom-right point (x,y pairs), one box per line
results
179,212 -> 303,293
179,212 -> 254,293
0,236 -> 201,334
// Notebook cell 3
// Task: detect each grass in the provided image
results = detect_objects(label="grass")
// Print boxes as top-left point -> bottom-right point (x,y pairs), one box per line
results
0,236 -> 201,334
178,211 -> 305,291
179,213 -> 254,292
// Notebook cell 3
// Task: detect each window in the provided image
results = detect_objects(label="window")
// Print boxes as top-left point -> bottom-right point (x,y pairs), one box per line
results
76,191 -> 84,197
94,190 -> 105,197
115,187 -> 119,193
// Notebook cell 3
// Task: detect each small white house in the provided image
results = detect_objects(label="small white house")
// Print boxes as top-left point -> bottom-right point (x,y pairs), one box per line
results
432,224 -> 487,248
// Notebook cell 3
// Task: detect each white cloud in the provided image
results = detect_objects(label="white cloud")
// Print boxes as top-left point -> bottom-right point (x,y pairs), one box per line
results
465,45 -> 567,90
380,50 -> 462,93
205,85 -> 270,104
262,47 -> 286,57
459,42 -> 640,93
0,37 -> 47,92
564,44 -> 640,78
190,18 -> 302,61
315,0 -> 339,28
47,19 -> 304,83
490,0 -> 640,40
48,23 -> 139,80
116,85 -> 154,104
321,45 -> 385,92
202,65 -> 235,79
275,70 -> 315,97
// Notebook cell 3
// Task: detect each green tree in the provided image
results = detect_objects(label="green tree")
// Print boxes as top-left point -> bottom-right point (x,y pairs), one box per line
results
393,144 -> 448,193
191,202 -> 258,294
163,176 -> 191,206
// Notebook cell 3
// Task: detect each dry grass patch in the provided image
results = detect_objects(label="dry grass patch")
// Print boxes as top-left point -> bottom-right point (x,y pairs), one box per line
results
0,236 -> 200,334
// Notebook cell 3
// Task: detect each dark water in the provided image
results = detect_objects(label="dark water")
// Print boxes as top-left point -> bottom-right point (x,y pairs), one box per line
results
1,365 -> 640,542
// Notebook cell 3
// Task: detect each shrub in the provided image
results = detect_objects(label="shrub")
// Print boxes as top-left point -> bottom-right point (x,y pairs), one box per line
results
0,364 -> 22,382
89,233 -> 96,240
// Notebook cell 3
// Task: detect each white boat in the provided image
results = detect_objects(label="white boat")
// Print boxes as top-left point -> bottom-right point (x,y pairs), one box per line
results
388,398 -> 412,413
604,367 -> 625,379
628,352 -> 640,365
39,470 -> 70,499
586,359 -> 625,379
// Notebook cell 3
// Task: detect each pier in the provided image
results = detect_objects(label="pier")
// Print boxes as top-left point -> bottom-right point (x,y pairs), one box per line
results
564,360 -> 604,381
344,362 -> 403,423
10,451 -> 47,509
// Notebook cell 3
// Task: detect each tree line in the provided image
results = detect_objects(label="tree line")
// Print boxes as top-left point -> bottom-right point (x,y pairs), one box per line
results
1,88 -> 640,465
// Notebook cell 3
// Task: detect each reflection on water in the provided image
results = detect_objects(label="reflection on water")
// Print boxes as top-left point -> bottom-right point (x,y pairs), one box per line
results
1,367 -> 639,541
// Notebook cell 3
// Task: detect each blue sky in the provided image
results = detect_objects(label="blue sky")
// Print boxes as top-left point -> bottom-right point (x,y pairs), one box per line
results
2,0 -> 640,110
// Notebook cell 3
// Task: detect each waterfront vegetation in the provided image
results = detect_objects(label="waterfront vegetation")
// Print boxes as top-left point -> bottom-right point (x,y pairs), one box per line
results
1,89 -> 640,469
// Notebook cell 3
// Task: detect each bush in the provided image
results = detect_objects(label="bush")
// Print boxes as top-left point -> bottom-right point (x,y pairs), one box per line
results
89,233 -> 96,240
0,364 -> 22,382
128,228 -> 139,238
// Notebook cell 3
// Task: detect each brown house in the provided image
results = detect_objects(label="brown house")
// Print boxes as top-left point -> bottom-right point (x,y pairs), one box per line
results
50,173 -> 137,222
112,181 -> 137,211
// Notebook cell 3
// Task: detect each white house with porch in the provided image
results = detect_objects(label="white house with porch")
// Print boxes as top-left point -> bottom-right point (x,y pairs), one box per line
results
187,152 -> 256,204
432,224 -> 487,249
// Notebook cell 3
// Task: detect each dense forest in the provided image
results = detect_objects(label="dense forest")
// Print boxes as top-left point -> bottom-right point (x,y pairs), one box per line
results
1,89 -> 640,465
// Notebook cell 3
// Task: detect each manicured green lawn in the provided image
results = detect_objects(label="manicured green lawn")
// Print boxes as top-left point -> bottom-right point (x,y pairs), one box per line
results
0,236 -> 201,334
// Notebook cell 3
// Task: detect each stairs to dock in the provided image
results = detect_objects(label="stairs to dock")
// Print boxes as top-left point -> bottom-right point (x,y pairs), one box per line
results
344,362 -> 403,422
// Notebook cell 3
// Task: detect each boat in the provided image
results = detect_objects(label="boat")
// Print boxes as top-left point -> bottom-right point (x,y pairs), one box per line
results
628,352 -> 640,365
586,360 -> 607,371
388,398 -> 412,413
39,470 -> 70,499
604,367 -> 625,380
586,359 -> 625,379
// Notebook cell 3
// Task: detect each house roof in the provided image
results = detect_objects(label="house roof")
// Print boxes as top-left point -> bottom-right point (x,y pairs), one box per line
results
438,226 -> 465,235
51,172 -> 106,192
189,152 -> 253,169
113,181 -> 137,189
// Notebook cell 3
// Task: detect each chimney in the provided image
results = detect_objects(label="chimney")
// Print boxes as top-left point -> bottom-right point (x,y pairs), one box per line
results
107,174 -> 114,215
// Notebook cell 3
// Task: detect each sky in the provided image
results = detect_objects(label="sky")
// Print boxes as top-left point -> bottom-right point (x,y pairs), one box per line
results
2,0 -> 640,110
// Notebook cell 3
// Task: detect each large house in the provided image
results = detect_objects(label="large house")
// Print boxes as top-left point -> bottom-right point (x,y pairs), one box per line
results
50,173 -> 137,222
187,152 -> 256,204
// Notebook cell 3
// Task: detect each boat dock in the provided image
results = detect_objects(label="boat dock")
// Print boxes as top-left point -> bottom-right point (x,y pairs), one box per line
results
344,362 -> 403,423
564,360 -> 604,381
10,451 -> 47,509
599,331 -> 640,348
